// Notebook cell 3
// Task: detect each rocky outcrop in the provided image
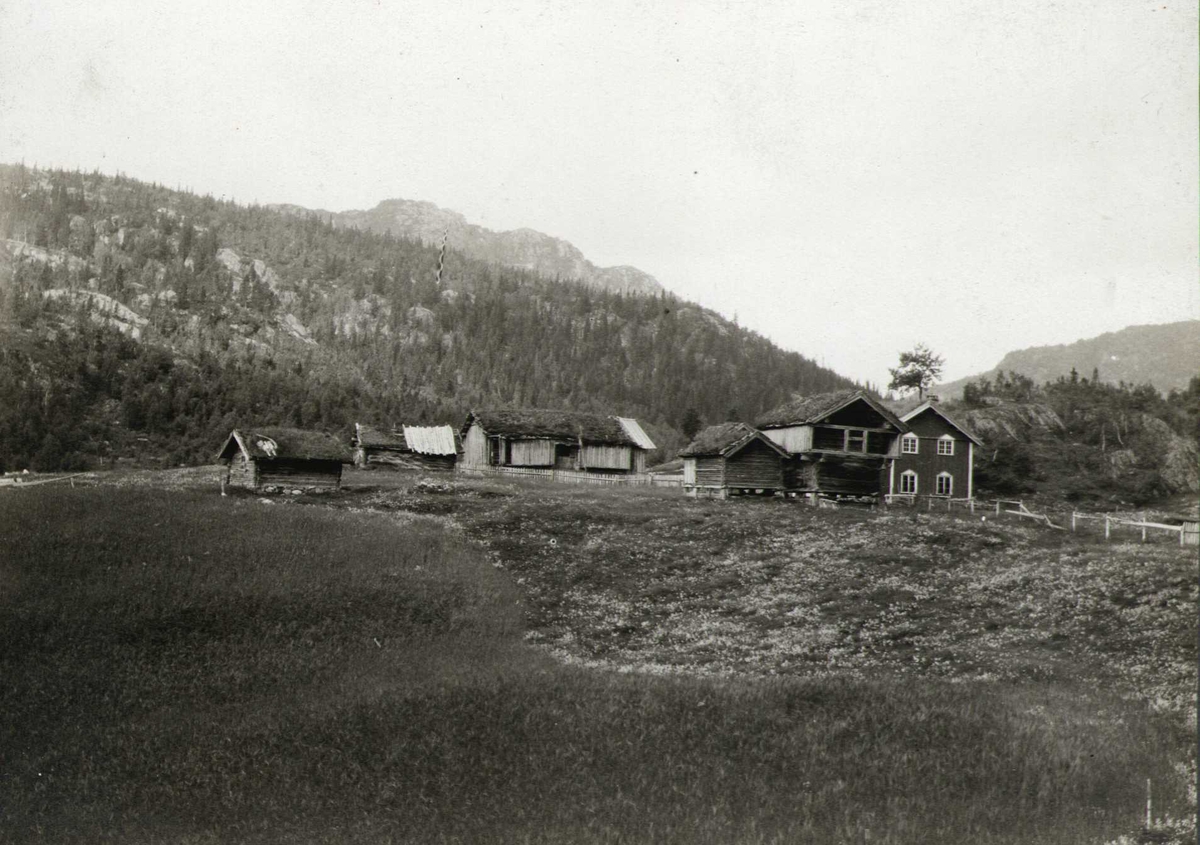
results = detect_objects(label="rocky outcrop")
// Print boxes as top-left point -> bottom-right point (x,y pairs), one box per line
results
319,198 -> 666,296
961,403 -> 1065,441
41,289 -> 149,339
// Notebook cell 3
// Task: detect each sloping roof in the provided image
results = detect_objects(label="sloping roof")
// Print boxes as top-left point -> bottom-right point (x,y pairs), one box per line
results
755,390 -> 907,432
615,417 -> 657,450
354,423 -> 405,449
646,457 -> 684,475
901,402 -> 984,445
402,425 -> 458,455
217,427 -> 352,463
463,409 -> 641,447
355,423 -> 459,455
679,422 -> 790,458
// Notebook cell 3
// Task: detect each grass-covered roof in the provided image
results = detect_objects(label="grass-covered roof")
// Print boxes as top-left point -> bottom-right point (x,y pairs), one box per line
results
755,390 -> 906,431
463,409 -> 638,447
218,427 -> 352,463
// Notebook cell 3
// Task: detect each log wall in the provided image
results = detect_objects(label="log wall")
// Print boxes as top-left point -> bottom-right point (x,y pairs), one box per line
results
256,459 -> 343,490
724,439 -> 784,489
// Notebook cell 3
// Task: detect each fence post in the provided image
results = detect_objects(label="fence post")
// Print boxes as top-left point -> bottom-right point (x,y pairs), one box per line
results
995,501 -> 1000,516
1105,517 -> 1110,541
1071,512 -> 1076,532
970,499 -> 975,514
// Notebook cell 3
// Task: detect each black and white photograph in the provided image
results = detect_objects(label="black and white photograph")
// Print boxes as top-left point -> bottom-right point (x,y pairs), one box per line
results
0,2 -> 1196,842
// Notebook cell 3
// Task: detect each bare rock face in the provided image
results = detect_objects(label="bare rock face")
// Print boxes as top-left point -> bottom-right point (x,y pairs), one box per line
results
1140,414 -> 1200,493
961,403 -> 1065,441
327,198 -> 665,296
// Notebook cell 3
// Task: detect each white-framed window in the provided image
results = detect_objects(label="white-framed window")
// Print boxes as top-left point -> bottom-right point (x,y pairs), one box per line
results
937,436 -> 955,456
936,472 -> 953,496
901,434 -> 919,454
900,470 -> 918,494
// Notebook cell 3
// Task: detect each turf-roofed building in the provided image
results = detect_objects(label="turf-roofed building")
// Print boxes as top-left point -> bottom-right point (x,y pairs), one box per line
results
460,409 -> 656,474
755,390 -> 909,499
679,422 -> 790,498
352,423 -> 459,471
217,427 -> 352,491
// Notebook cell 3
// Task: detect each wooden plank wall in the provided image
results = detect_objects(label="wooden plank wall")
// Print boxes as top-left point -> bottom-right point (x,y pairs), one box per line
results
763,426 -> 812,453
683,458 -> 697,485
461,424 -> 490,467
581,444 -> 632,470
632,450 -> 647,474
227,455 -> 256,488
510,440 -> 556,467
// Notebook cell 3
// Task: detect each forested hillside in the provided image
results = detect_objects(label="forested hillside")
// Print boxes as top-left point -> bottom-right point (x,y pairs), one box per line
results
954,370 -> 1200,505
0,165 -> 854,471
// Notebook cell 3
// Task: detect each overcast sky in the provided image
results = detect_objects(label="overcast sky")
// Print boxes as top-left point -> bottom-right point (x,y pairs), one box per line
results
1,0 -> 1195,387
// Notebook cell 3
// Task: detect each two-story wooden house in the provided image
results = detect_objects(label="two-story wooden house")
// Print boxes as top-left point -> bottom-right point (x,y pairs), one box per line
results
888,401 -> 982,500
754,390 -> 909,499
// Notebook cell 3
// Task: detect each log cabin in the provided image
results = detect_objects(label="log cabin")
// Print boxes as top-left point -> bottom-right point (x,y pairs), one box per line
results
755,390 -> 909,499
352,423 -> 459,471
459,410 -> 656,474
888,401 -> 982,500
679,422 -> 790,498
217,427 -> 351,491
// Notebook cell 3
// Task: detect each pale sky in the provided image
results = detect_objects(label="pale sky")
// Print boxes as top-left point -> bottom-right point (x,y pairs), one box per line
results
1,0 -> 1195,387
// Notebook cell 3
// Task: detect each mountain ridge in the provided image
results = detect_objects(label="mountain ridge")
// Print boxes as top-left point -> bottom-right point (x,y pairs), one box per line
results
936,320 -> 1200,398
269,197 -> 665,296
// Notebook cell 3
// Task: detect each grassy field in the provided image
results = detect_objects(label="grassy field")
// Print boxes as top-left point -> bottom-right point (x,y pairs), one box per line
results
1,472 -> 1194,843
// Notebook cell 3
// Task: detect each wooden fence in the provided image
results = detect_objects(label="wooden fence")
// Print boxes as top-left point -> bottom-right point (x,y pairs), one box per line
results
1070,511 -> 1197,546
457,465 -> 667,488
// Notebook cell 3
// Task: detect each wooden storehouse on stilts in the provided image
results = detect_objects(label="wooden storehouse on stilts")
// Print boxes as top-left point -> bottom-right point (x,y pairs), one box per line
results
352,423 -> 459,471
217,428 -> 351,492
755,390 -> 909,501
680,422 -> 790,498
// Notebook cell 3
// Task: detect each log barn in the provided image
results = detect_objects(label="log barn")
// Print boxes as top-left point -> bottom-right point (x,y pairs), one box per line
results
679,422 -> 790,498
217,427 -> 351,491
755,390 -> 909,499
888,401 -> 982,500
459,410 -> 656,474
352,423 -> 459,471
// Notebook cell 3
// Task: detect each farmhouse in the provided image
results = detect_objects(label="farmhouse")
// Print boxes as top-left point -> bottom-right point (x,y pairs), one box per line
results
755,389 -> 909,498
680,422 -> 790,498
888,400 -> 982,500
459,409 -> 656,474
352,423 -> 458,471
217,427 -> 352,491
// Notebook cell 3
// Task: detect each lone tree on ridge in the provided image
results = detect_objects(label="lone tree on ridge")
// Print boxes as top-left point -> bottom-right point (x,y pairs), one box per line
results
888,343 -> 945,400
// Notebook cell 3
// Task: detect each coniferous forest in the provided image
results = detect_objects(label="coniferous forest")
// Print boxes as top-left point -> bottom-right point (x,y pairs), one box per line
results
0,165 -> 857,471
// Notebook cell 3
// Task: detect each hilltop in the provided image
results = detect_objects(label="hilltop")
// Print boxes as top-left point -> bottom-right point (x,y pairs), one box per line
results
0,165 -> 853,471
938,320 -> 1200,398
274,198 -> 666,296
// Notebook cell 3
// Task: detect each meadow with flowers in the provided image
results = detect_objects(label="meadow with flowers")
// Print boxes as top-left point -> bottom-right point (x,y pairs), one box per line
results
1,467 -> 1194,844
